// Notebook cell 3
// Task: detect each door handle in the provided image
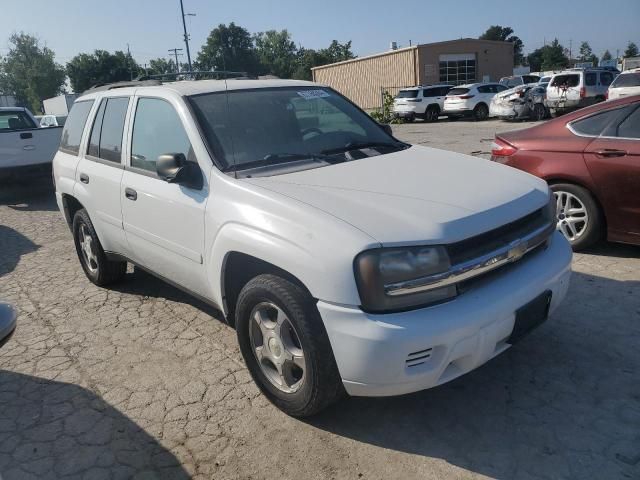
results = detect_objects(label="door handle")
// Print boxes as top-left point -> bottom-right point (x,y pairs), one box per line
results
594,149 -> 627,158
125,187 -> 137,201
20,132 -> 32,139
79,173 -> 89,184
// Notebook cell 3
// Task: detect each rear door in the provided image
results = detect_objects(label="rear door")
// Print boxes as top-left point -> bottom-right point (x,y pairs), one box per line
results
73,96 -> 131,256
582,103 -> 640,239
120,93 -> 210,297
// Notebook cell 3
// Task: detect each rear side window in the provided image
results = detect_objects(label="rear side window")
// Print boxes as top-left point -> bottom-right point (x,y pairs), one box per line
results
423,88 -> 437,97
616,106 -> 640,139
551,75 -> 580,88
439,86 -> 453,96
397,90 -> 419,99
130,98 -> 193,173
87,97 -> 129,163
0,111 -> 37,130
60,100 -> 94,155
523,75 -> 540,84
570,108 -> 622,136
585,73 -> 597,86
495,85 -> 508,92
611,73 -> 640,88
477,85 -> 492,93
600,71 -> 614,86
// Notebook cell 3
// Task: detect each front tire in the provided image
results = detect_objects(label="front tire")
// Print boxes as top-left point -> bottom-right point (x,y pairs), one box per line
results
72,209 -> 126,286
235,274 -> 344,417
550,183 -> 603,251
533,103 -> 546,121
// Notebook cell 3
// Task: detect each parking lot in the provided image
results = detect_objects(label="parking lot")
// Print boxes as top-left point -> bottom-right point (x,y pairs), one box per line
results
1,118 -> 639,480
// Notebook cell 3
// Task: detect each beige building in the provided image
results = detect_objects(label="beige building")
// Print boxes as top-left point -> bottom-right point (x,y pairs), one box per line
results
312,39 -> 514,110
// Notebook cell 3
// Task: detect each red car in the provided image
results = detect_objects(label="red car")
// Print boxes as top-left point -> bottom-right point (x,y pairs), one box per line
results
491,95 -> 640,250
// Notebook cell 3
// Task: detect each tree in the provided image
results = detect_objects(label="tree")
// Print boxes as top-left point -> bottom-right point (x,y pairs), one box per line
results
148,58 -> 178,75
602,50 -> 613,61
66,50 -> 139,93
254,29 -> 297,78
479,25 -> 524,66
624,41 -> 638,58
0,33 -> 66,113
195,23 -> 258,74
292,40 -> 356,80
578,41 -> 598,66
321,40 -> 355,64
526,40 -> 569,71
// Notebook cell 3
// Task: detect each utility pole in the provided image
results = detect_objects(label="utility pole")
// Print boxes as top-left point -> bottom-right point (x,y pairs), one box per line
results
569,39 -> 572,61
127,43 -> 133,80
179,0 -> 194,73
168,48 -> 183,73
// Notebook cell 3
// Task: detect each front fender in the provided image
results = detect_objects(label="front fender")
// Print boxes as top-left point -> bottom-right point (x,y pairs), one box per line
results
206,222 -> 365,310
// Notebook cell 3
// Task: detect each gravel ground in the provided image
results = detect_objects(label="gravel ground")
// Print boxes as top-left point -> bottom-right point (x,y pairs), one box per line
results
0,118 -> 639,480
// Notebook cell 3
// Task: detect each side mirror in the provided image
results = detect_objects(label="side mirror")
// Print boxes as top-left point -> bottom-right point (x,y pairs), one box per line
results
379,123 -> 393,136
157,153 -> 203,190
0,302 -> 17,347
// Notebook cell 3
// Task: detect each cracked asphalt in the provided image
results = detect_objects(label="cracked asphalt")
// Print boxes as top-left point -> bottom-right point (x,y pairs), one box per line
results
1,119 -> 639,479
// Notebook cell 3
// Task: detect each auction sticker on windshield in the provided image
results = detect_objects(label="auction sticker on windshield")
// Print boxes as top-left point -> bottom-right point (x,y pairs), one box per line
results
297,90 -> 331,100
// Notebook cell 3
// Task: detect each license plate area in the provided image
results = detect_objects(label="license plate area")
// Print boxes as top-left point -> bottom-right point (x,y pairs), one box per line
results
509,290 -> 552,344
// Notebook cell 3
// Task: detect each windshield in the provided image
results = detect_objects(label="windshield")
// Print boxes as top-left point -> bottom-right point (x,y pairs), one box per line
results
396,89 -> 419,99
611,72 -> 640,88
189,86 -> 405,173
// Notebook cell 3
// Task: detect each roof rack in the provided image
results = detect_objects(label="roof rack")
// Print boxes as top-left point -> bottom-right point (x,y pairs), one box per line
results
83,80 -> 162,94
82,71 -> 253,95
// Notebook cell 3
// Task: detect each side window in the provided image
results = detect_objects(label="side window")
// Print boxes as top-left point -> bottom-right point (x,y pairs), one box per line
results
570,108 -> 623,136
477,86 -> 489,94
60,100 -> 94,155
423,88 -> 435,98
585,73 -> 597,86
440,86 -> 453,96
600,72 -> 614,86
87,100 -> 106,157
496,85 -> 508,92
616,107 -> 640,139
131,98 -> 193,173
99,98 -> 129,162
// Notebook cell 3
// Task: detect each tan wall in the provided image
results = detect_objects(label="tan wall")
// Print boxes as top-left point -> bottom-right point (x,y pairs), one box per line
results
312,47 -> 419,110
418,40 -> 514,85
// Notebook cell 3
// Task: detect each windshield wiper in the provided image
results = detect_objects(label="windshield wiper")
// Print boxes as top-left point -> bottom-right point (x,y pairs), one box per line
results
229,152 -> 332,171
320,141 -> 405,155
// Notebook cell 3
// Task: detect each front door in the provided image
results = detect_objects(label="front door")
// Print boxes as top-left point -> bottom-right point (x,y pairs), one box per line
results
583,104 -> 640,241
120,95 -> 210,297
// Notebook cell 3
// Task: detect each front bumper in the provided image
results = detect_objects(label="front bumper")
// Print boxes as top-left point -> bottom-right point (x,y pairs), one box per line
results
490,102 -> 528,119
319,231 -> 572,397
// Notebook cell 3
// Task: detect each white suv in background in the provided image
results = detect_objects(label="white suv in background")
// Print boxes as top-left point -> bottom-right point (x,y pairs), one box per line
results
53,78 -> 571,417
607,68 -> 640,100
393,85 -> 453,122
545,68 -> 617,116
443,83 -> 508,120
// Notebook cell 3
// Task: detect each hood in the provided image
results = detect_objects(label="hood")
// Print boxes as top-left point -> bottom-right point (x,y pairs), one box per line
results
244,146 -> 549,246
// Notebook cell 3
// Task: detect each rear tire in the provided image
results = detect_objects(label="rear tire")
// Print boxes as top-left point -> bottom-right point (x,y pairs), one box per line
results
550,183 -> 603,251
72,209 -> 126,286
473,103 -> 489,121
235,274 -> 344,417
424,106 -> 440,123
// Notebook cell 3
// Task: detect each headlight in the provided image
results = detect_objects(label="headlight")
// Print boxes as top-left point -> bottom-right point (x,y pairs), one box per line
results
354,246 -> 456,313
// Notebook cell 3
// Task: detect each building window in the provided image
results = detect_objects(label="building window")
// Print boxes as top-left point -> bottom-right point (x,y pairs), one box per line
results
438,54 -> 476,85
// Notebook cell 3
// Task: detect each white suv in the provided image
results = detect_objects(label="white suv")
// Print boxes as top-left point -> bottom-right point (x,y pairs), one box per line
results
53,79 -> 572,416
393,85 -> 453,122
443,83 -> 508,120
606,68 -> 640,100
545,68 -> 617,116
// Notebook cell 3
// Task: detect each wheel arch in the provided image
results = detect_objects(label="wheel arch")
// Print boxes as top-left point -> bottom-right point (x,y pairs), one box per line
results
220,251 -> 311,328
60,194 -> 85,229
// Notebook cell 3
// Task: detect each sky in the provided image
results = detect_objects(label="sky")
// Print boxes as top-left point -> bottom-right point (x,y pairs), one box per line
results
1,0 -> 639,66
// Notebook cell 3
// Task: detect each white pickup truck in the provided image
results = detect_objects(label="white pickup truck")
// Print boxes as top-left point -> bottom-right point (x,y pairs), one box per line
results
53,79 -> 572,416
0,107 -> 62,181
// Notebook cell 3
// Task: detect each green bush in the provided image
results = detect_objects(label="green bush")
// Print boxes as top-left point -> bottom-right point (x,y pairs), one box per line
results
370,91 -> 402,124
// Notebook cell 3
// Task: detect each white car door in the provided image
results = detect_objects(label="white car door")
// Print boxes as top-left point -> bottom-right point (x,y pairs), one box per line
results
72,96 -> 131,256
120,92 -> 211,297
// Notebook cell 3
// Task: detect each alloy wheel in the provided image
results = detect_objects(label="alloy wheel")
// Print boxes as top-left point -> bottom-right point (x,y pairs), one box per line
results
79,224 -> 98,273
249,302 -> 306,394
554,190 -> 589,242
